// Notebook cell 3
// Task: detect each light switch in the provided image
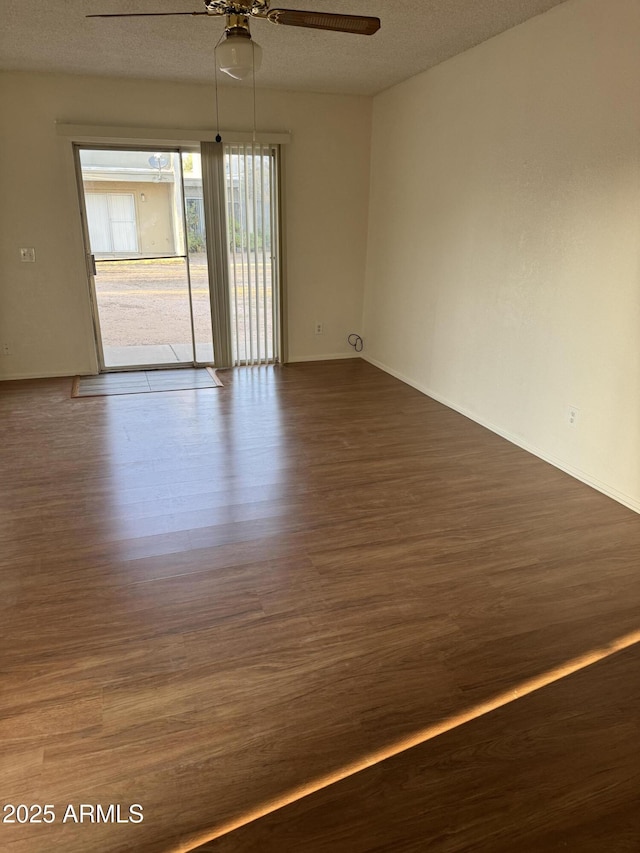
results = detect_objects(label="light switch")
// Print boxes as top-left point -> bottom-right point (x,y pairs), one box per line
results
20,247 -> 36,263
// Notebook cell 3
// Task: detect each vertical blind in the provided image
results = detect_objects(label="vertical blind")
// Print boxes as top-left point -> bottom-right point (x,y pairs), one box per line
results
224,144 -> 279,366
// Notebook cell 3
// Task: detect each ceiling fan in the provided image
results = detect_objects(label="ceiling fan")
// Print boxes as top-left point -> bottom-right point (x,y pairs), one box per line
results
87,1 -> 381,79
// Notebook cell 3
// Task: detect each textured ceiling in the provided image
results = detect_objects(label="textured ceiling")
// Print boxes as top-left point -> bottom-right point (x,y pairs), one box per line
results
2,0 -> 570,95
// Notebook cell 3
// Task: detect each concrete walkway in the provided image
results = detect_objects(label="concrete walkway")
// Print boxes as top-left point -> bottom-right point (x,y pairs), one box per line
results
103,343 -> 214,368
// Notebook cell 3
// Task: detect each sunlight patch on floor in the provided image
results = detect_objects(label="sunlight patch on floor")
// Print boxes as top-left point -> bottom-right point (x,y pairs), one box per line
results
176,627 -> 640,852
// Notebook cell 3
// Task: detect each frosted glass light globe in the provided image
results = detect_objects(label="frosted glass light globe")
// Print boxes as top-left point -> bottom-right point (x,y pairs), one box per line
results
216,34 -> 263,80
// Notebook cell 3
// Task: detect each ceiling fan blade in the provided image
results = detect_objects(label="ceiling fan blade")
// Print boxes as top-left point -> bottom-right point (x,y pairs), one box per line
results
86,11 -> 214,18
266,9 -> 380,35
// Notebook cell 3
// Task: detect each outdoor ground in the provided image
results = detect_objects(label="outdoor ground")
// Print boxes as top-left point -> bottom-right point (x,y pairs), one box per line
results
95,255 -> 212,350
94,254 -> 274,365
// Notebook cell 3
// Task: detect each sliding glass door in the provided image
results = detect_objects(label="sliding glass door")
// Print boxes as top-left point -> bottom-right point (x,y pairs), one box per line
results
76,146 -> 214,371
76,141 -> 281,372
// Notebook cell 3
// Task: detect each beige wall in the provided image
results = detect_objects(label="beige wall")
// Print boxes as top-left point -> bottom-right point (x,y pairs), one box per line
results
0,72 -> 371,378
363,0 -> 640,511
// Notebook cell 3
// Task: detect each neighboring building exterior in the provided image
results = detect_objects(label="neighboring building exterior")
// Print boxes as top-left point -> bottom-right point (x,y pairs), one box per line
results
79,149 -> 269,259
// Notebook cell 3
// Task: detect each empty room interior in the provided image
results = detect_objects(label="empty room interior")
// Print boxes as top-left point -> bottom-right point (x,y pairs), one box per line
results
2,0 -> 640,850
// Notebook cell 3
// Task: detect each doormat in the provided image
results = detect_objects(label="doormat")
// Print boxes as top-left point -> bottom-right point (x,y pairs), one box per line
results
72,367 -> 223,398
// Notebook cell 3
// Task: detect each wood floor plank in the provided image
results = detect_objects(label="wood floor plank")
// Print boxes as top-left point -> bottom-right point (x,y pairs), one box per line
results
196,644 -> 640,852
1,359 -> 639,852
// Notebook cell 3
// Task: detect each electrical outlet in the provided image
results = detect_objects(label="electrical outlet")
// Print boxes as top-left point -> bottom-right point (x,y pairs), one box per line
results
315,322 -> 324,335
568,406 -> 579,427
20,247 -> 36,263
1,343 -> 11,356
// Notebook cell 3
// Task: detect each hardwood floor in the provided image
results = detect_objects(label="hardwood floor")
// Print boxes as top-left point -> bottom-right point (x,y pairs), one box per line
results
1,359 -> 639,852
196,642 -> 640,852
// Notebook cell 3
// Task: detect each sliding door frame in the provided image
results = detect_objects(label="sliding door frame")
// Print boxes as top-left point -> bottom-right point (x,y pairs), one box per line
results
63,125 -> 290,372
72,144 -> 109,372
74,143 -> 216,373
274,143 -> 287,364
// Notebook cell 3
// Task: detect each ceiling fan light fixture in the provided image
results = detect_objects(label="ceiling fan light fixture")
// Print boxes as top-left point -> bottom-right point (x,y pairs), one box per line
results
216,32 -> 262,80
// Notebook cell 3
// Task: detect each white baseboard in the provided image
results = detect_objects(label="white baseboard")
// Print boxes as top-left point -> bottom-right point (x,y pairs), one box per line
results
286,352 -> 360,363
364,354 -> 640,516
